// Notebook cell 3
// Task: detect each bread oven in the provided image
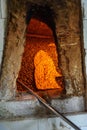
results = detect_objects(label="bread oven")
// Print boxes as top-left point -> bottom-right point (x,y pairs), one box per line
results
17,8 -> 64,98
0,0 -> 86,119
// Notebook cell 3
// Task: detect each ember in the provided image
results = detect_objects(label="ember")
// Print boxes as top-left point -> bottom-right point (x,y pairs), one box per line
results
34,50 -> 62,90
17,18 -> 63,94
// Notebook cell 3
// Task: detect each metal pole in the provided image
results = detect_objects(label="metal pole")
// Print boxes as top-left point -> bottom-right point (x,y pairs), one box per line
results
17,80 -> 81,130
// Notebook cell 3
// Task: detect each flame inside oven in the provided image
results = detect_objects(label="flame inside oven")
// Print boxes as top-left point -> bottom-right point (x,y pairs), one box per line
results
17,18 -> 64,94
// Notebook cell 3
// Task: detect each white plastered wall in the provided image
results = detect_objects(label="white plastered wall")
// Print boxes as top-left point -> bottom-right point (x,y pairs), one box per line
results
82,0 -> 87,74
0,0 -> 7,68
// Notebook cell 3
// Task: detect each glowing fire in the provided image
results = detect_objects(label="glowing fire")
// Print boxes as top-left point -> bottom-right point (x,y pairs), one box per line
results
34,50 -> 62,90
17,18 -> 63,92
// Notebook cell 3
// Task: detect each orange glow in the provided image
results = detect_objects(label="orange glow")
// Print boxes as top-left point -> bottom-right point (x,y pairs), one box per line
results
34,50 -> 62,90
17,18 -> 63,93
27,18 -> 53,37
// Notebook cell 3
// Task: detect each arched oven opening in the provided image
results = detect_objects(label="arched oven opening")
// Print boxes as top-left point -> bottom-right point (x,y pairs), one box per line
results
16,5 -> 65,98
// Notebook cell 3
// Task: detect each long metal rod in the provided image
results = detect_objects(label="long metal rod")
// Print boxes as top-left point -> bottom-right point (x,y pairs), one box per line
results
17,80 -> 81,130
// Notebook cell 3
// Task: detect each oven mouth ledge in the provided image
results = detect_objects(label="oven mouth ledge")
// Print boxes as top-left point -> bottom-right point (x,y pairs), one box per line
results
0,96 -> 85,120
